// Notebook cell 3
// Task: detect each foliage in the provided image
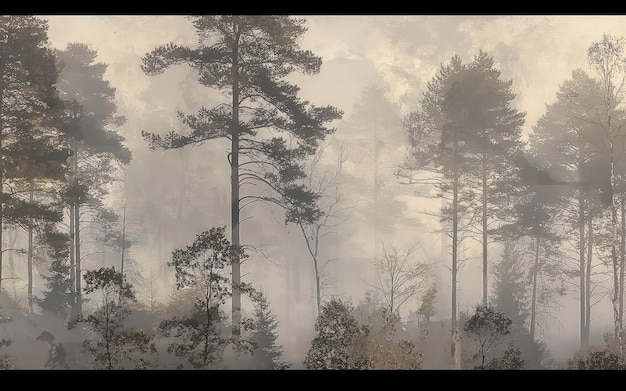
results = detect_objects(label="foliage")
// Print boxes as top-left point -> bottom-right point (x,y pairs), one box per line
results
35,231 -> 73,319
69,267 -> 156,369
567,349 -> 626,370
303,298 -> 370,369
240,294 -> 291,369
484,343 -> 525,370
0,315 -> 13,369
374,243 -> 433,316
140,16 -> 342,335
527,67 -> 610,353
401,53 -> 482,335
490,240 -> 549,368
354,292 -> 399,344
584,33 -> 626,349
55,42 -> 131,169
463,304 -> 515,369
0,16 -> 68,299
418,285 -> 438,324
158,227 -> 259,369
357,338 -> 422,370
36,330 -> 69,369
54,42 -> 132,316
353,294 -> 422,369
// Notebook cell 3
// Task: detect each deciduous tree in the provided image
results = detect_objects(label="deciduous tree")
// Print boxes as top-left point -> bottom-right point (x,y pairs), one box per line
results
69,266 -> 155,369
303,298 -> 369,369
371,243 -> 433,317
158,226 -> 259,369
463,303 -> 515,369
567,348 -> 626,369
294,144 -> 349,315
579,34 -> 626,351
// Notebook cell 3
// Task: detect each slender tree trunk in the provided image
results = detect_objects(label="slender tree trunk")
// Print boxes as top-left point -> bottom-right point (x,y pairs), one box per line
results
27,190 -> 34,313
120,201 -> 127,280
0,126 -> 4,296
230,27 -> 242,337
530,237 -> 540,340
69,205 -> 75,297
158,204 -> 164,281
7,229 -> 17,301
0,201 -> 3,296
0,85 -> 4,297
450,151 -> 459,361
298,220 -> 323,316
177,149 -> 187,248
481,153 -> 488,306
609,142 -> 622,351
74,202 -> 82,316
72,140 -> 82,316
579,191 -> 588,351
68,140 -> 76,313
619,196 -> 626,330
314,254 -> 321,316
585,208 -> 593,349
373,124 -> 380,260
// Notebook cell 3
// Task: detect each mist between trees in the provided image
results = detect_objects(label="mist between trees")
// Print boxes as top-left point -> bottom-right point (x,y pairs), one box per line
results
2,15 -> 626,370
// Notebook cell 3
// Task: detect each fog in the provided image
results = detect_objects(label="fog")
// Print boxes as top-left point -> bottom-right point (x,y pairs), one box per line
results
1,14 -> 625,369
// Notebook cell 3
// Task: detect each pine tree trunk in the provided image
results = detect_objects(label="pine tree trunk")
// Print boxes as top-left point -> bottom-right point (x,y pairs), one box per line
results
68,140 -> 76,314
230,28 -> 242,337
75,202 -> 82,316
27,190 -> 34,313
579,190 -> 588,351
7,229 -> 17,302
158,205 -> 164,281
450,149 -> 459,361
69,205 -> 75,298
0,88 -> 4,296
585,208 -> 593,350
530,237 -> 540,340
609,142 -> 622,351
618,196 -> 626,330
373,124 -> 380,261
120,201 -> 127,282
481,153 -> 488,306
0,129 -> 4,296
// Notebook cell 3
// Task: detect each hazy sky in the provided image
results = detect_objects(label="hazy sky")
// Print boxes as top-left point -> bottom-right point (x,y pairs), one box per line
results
44,14 -> 626,139
39,14 -> 626,365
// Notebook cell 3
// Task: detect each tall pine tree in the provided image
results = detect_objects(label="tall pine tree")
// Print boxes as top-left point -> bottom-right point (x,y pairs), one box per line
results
528,69 -> 606,352
0,16 -> 67,296
140,16 -> 342,335
461,51 -> 526,306
403,51 -> 526,360
55,42 -> 132,317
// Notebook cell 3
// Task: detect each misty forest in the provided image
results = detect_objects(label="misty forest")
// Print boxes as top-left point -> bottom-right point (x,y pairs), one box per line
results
3,14 -> 626,370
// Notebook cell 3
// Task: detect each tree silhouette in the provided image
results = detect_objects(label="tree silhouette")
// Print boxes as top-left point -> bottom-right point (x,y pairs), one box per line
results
141,16 -> 342,336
